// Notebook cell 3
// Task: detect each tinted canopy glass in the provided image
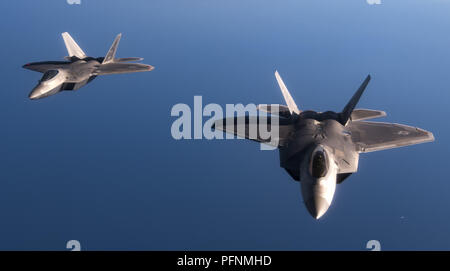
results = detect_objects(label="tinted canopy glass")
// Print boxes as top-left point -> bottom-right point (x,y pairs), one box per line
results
310,150 -> 328,178
40,70 -> 59,82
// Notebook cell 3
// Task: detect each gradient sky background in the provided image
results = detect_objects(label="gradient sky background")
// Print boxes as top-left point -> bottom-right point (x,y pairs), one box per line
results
0,0 -> 449,250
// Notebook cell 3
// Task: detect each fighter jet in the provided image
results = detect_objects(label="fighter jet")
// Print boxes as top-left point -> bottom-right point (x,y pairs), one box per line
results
23,32 -> 153,100
213,71 -> 434,219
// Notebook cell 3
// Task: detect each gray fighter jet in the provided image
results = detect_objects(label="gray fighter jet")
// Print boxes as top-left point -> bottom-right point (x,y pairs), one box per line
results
23,32 -> 153,100
213,71 -> 434,219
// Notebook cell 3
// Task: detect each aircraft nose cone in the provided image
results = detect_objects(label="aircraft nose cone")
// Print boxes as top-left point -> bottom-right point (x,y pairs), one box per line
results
28,88 -> 41,100
305,196 -> 330,219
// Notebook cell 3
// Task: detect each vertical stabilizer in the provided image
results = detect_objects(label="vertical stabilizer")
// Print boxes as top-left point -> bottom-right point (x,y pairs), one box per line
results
340,75 -> 371,125
61,32 -> 87,59
103,33 -> 122,64
275,70 -> 301,115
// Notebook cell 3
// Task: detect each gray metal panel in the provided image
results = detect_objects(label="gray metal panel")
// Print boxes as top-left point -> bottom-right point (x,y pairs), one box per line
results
348,121 -> 435,153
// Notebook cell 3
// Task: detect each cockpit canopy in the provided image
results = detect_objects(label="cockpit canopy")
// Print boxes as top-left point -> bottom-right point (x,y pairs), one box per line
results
309,148 -> 328,178
40,70 -> 59,82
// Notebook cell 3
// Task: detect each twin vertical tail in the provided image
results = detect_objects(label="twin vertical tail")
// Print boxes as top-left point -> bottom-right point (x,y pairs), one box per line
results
269,71 -> 371,125
101,34 -> 144,63
62,32 -> 144,63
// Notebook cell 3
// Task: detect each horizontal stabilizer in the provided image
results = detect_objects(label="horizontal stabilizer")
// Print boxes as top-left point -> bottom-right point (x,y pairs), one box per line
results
114,57 -> 144,63
351,109 -> 386,121
62,32 -> 87,59
93,63 -> 154,75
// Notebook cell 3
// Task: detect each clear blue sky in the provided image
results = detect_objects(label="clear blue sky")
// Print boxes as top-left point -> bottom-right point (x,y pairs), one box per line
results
0,0 -> 449,250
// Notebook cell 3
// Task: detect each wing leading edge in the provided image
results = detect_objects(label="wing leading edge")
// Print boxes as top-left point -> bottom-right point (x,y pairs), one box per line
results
348,121 -> 434,153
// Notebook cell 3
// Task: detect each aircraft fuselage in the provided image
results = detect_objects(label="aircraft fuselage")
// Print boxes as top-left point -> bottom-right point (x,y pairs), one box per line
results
23,59 -> 100,100
279,116 -> 359,218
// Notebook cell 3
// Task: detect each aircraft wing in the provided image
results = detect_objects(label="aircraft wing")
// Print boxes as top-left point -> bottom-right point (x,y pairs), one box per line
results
23,61 -> 70,73
212,116 -> 294,147
93,63 -> 154,75
348,121 -> 434,153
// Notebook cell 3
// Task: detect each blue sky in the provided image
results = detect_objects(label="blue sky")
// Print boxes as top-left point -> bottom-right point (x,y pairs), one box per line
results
0,0 -> 449,250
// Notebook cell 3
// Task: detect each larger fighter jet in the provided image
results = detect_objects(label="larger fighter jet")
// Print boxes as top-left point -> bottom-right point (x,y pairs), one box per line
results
213,71 -> 434,219
23,32 -> 153,100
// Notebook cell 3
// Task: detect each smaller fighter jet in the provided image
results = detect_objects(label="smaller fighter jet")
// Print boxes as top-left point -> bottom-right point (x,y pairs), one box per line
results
213,71 -> 434,219
23,32 -> 153,100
